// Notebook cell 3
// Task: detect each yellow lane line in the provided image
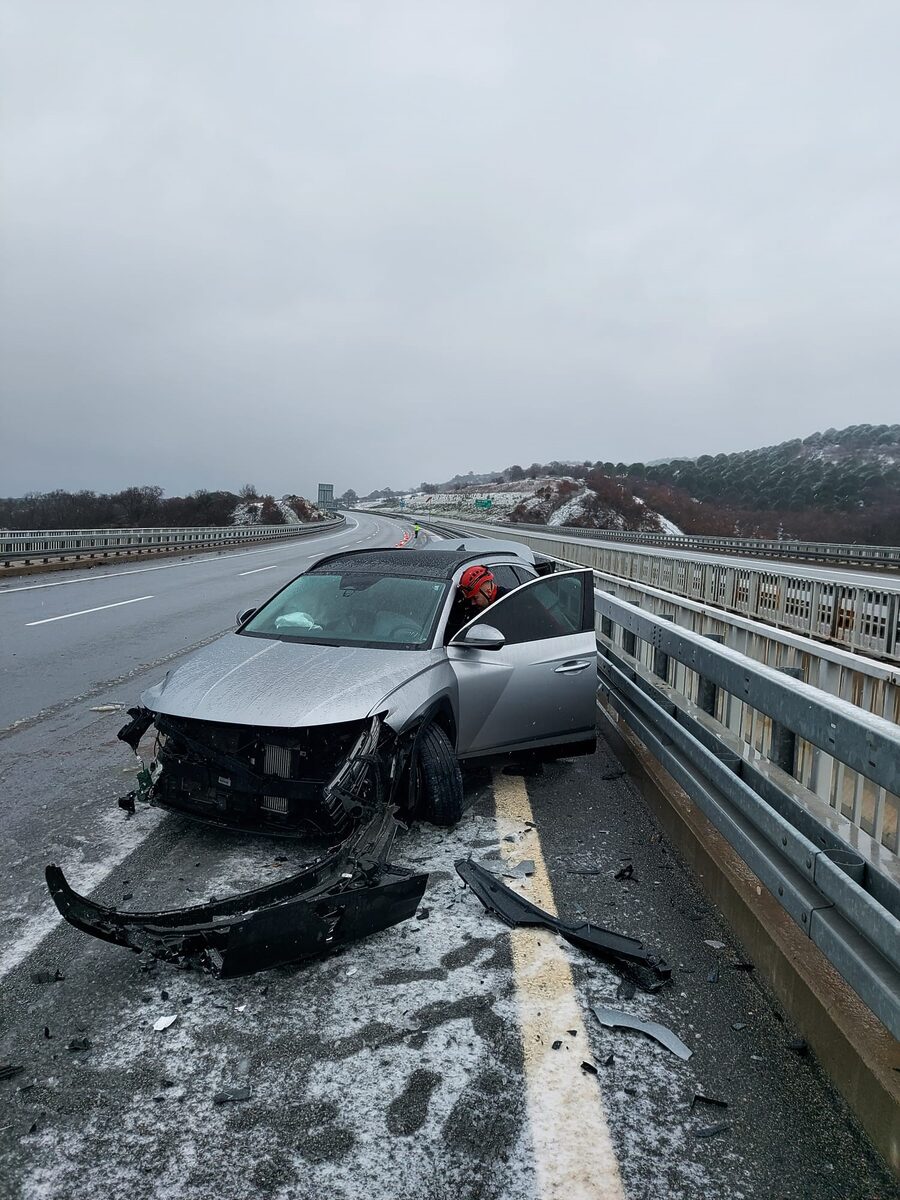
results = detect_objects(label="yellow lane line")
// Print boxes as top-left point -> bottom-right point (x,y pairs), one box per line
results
492,770 -> 626,1200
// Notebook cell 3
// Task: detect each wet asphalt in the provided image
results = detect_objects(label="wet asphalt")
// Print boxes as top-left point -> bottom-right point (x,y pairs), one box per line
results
0,520 -> 896,1200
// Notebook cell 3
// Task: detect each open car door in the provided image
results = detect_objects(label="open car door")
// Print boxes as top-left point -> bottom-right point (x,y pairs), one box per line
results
448,569 -> 597,757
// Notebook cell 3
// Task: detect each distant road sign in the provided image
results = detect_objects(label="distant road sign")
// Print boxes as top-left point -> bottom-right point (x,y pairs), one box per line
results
475,499 -> 493,509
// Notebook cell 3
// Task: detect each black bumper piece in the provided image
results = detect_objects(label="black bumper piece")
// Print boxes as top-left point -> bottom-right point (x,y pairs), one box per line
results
455,857 -> 671,989
46,809 -> 427,978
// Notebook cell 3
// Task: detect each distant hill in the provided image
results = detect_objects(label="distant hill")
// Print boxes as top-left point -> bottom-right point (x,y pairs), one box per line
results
364,424 -> 900,544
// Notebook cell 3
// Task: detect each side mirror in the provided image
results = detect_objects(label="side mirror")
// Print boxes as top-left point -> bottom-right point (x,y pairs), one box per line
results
452,623 -> 506,650
236,607 -> 257,626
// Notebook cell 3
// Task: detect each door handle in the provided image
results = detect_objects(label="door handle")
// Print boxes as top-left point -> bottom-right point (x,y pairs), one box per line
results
554,659 -> 592,674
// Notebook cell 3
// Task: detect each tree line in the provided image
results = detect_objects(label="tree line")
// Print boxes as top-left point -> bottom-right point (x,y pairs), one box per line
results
0,483 -> 321,530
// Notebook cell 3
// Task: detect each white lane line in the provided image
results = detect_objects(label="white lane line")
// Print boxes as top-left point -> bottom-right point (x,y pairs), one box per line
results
238,564 -> 278,576
0,521 -> 362,595
26,595 -> 153,626
493,771 -> 625,1199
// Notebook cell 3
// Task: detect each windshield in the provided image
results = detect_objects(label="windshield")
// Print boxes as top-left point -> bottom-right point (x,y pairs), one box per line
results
240,571 -> 450,649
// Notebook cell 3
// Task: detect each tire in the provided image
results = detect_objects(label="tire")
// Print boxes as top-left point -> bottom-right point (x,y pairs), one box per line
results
414,723 -> 464,826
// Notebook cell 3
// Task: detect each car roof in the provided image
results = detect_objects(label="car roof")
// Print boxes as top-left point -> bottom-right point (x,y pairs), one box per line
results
309,546 -> 526,580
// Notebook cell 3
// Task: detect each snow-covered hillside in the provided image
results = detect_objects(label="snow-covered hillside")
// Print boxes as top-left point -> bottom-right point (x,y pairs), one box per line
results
395,477 -> 680,533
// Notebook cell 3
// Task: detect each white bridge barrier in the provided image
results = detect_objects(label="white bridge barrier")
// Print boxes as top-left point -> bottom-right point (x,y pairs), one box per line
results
1,519 -> 344,567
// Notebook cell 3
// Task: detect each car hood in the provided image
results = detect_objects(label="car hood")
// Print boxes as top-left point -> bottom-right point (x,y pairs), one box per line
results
141,634 -> 446,728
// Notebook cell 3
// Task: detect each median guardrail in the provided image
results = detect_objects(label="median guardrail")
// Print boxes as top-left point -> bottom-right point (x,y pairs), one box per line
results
1,519 -> 344,569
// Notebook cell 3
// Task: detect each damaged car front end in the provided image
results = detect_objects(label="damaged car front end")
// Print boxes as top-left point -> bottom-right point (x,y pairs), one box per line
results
117,705 -> 395,838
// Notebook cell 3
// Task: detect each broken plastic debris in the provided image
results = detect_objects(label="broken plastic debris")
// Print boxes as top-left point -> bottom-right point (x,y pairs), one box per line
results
502,859 -> 535,879
616,979 -> 636,1001
90,705 -> 124,713
551,1040 -> 562,1050
66,1038 -> 91,1052
213,1085 -> 251,1104
704,940 -> 725,950
153,1015 -> 178,1032
707,967 -> 719,984
614,863 -> 636,882
580,1061 -> 598,1075
0,1064 -> 24,1081
592,1005 -> 692,1060
731,1021 -> 747,1031
691,1092 -> 729,1110
694,1122 -> 731,1138
456,858 -> 671,987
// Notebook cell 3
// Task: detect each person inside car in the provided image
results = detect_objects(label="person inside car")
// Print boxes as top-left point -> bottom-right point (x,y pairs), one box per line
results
444,564 -> 498,641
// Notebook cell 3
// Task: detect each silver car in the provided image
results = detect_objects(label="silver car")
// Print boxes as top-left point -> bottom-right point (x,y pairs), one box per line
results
132,539 -> 597,835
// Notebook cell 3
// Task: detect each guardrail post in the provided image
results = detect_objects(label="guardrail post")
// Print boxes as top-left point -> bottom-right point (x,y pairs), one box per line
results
653,614 -> 676,682
770,666 -> 803,776
697,633 -> 724,715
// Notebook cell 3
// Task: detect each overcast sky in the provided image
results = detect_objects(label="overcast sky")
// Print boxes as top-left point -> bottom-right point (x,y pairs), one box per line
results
2,2 -> 898,500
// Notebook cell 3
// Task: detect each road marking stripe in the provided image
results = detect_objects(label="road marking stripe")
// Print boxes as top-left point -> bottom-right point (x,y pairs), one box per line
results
492,771 -> 625,1200
0,520 -> 361,595
26,596 -> 153,625
238,564 -> 278,576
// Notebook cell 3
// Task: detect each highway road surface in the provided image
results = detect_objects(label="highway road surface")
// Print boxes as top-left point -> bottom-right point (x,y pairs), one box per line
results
0,514 -> 893,1199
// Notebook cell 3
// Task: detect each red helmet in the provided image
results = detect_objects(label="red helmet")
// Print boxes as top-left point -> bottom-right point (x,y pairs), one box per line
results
459,564 -> 496,600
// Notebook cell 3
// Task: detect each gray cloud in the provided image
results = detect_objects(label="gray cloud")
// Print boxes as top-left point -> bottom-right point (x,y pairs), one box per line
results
2,1 -> 898,498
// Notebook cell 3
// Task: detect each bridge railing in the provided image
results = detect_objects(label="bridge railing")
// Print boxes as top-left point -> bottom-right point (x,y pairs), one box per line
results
412,511 -> 900,568
592,584 -> 900,1039
1,519 -> 344,566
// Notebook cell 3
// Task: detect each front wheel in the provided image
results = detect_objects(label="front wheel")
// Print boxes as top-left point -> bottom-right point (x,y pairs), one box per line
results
414,724 -> 464,826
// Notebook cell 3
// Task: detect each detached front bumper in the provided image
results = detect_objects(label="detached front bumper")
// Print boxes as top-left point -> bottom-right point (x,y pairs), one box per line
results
46,806 -> 427,977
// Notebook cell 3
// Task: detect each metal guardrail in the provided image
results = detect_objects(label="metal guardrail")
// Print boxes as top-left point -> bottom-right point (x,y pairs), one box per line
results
1,520 -> 344,566
411,515 -> 900,665
407,511 -> 900,568
591,587 -> 900,1039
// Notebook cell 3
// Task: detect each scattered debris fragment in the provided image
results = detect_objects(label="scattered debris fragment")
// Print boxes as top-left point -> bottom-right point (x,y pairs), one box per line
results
0,1064 -> 24,1082
616,979 -> 636,1001
601,770 -> 626,781
568,868 -> 606,876
416,907 -> 430,920
502,859 -> 535,879
732,960 -> 755,971
66,1038 -> 91,1052
90,704 -> 124,713
731,1021 -> 747,1031
788,1037 -> 808,1055
552,1040 -> 562,1050
213,1085 -> 251,1104
707,967 -> 719,984
592,1005 -> 692,1060
580,1061 -> 598,1075
31,967 -> 64,985
691,1092 -> 729,1110
567,1030 -> 578,1037
614,863 -> 636,882
456,858 -> 671,987
603,1053 -> 615,1066
153,1015 -> 178,1032
704,940 -> 725,950
694,1122 -> 732,1138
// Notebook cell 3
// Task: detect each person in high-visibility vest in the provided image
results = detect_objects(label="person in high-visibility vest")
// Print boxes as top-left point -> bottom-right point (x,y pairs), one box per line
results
413,523 -> 421,540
